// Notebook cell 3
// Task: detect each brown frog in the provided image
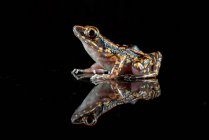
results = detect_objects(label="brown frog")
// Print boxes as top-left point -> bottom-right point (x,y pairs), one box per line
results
72,25 -> 162,80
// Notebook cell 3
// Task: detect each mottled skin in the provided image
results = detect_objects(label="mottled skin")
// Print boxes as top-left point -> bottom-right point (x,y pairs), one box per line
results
71,78 -> 161,126
72,25 -> 162,80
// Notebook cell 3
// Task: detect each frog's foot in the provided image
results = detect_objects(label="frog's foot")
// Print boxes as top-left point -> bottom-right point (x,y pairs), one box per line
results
71,69 -> 84,74
115,74 -> 137,81
90,74 -> 112,81
72,68 -> 108,74
72,63 -> 108,74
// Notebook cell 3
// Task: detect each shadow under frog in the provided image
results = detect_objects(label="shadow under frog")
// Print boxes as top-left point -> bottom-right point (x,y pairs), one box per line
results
71,75 -> 161,126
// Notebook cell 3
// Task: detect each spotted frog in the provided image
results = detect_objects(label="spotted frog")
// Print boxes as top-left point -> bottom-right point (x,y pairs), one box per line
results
72,25 -> 162,80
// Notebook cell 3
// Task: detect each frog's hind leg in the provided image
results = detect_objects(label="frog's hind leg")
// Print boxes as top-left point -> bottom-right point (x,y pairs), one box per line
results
72,63 -> 108,74
139,51 -> 162,78
130,51 -> 162,79
151,51 -> 162,76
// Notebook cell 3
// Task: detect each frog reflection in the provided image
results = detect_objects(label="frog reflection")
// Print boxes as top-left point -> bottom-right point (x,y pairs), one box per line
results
71,78 -> 161,126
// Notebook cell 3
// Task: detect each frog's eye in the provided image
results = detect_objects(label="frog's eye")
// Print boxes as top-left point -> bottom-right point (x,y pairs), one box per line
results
85,28 -> 98,39
82,115 -> 97,126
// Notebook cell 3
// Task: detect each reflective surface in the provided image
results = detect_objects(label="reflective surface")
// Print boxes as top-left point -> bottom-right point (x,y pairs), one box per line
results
71,75 -> 161,126
2,60 -> 208,137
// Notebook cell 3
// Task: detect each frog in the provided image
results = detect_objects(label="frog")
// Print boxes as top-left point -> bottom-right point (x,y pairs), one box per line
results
72,25 -> 162,80
71,78 -> 161,126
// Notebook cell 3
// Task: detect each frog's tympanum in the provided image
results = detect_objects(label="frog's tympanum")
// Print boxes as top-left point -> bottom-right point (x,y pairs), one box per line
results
72,25 -> 162,80
71,79 -> 161,126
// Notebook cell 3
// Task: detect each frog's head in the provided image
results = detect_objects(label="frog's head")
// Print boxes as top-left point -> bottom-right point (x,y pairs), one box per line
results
73,25 -> 99,40
73,25 -> 115,62
73,25 -> 105,50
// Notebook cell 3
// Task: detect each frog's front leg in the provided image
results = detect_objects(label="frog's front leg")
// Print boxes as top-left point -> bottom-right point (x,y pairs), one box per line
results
72,63 -> 108,74
91,56 -> 127,80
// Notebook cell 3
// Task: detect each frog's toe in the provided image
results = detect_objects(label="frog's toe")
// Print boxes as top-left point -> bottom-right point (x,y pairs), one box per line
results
72,69 -> 83,74
90,74 -> 104,80
90,74 -> 111,81
71,69 -> 76,73
90,74 -> 99,80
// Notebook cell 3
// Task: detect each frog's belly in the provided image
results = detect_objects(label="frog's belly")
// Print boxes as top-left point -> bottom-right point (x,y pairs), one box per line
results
82,43 -> 115,71
98,58 -> 115,71
100,59 -> 132,74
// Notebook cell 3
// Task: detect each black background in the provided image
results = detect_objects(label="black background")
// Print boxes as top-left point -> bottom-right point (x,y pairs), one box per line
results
1,0 -> 208,138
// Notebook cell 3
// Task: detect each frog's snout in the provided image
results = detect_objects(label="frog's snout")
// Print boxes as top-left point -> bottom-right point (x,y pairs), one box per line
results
73,25 -> 84,32
73,25 -> 78,32
73,25 -> 85,37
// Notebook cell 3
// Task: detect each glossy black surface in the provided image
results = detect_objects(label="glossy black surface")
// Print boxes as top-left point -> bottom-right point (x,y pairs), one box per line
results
1,0 -> 208,138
